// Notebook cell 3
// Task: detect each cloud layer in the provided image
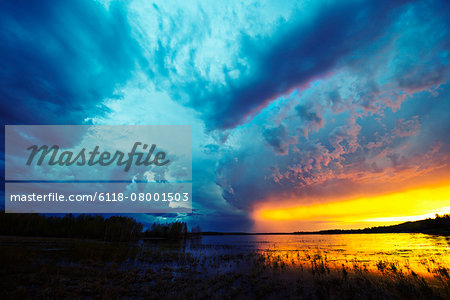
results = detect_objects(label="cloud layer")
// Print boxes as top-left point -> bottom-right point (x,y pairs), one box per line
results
1,0 -> 449,231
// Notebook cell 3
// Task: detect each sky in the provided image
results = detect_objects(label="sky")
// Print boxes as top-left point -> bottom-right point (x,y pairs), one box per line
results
1,0 -> 449,232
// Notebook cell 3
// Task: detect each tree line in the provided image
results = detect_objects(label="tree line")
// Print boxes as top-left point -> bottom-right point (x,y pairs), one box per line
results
294,214 -> 450,235
0,211 -> 200,241
142,222 -> 201,239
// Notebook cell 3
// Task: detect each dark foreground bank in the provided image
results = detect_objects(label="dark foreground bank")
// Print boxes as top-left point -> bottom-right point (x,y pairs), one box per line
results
1,235 -> 449,300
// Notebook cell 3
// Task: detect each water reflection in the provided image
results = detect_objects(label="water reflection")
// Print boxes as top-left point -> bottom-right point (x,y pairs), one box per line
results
193,233 -> 450,276
2,233 -> 448,298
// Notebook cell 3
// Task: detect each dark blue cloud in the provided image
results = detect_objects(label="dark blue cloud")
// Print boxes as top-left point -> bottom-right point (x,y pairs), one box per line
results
263,124 -> 295,155
184,0 -> 411,129
0,0 -> 143,125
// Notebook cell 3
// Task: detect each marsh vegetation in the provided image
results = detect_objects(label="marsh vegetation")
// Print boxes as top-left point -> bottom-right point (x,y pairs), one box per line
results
1,233 -> 449,299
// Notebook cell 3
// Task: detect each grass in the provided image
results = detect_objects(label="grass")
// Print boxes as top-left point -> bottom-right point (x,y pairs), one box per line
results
0,235 -> 449,299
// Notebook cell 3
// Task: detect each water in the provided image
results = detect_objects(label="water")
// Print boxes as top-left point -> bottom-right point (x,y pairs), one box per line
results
3,234 -> 449,298
3,233 -> 447,277
192,233 -> 450,275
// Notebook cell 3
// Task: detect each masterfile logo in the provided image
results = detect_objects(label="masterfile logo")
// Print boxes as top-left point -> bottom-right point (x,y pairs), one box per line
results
26,142 -> 170,172
5,125 -> 192,213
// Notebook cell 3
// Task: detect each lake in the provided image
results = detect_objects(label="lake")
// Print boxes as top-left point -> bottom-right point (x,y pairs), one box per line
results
2,233 -> 450,298
147,233 -> 450,277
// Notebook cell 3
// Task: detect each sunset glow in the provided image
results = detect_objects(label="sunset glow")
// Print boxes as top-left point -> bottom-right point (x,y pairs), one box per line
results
255,182 -> 450,231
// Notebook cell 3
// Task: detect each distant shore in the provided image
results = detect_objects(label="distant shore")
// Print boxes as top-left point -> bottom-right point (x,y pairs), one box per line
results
201,214 -> 450,236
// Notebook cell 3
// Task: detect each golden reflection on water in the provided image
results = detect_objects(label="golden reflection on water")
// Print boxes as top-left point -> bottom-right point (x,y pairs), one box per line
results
247,233 -> 450,277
